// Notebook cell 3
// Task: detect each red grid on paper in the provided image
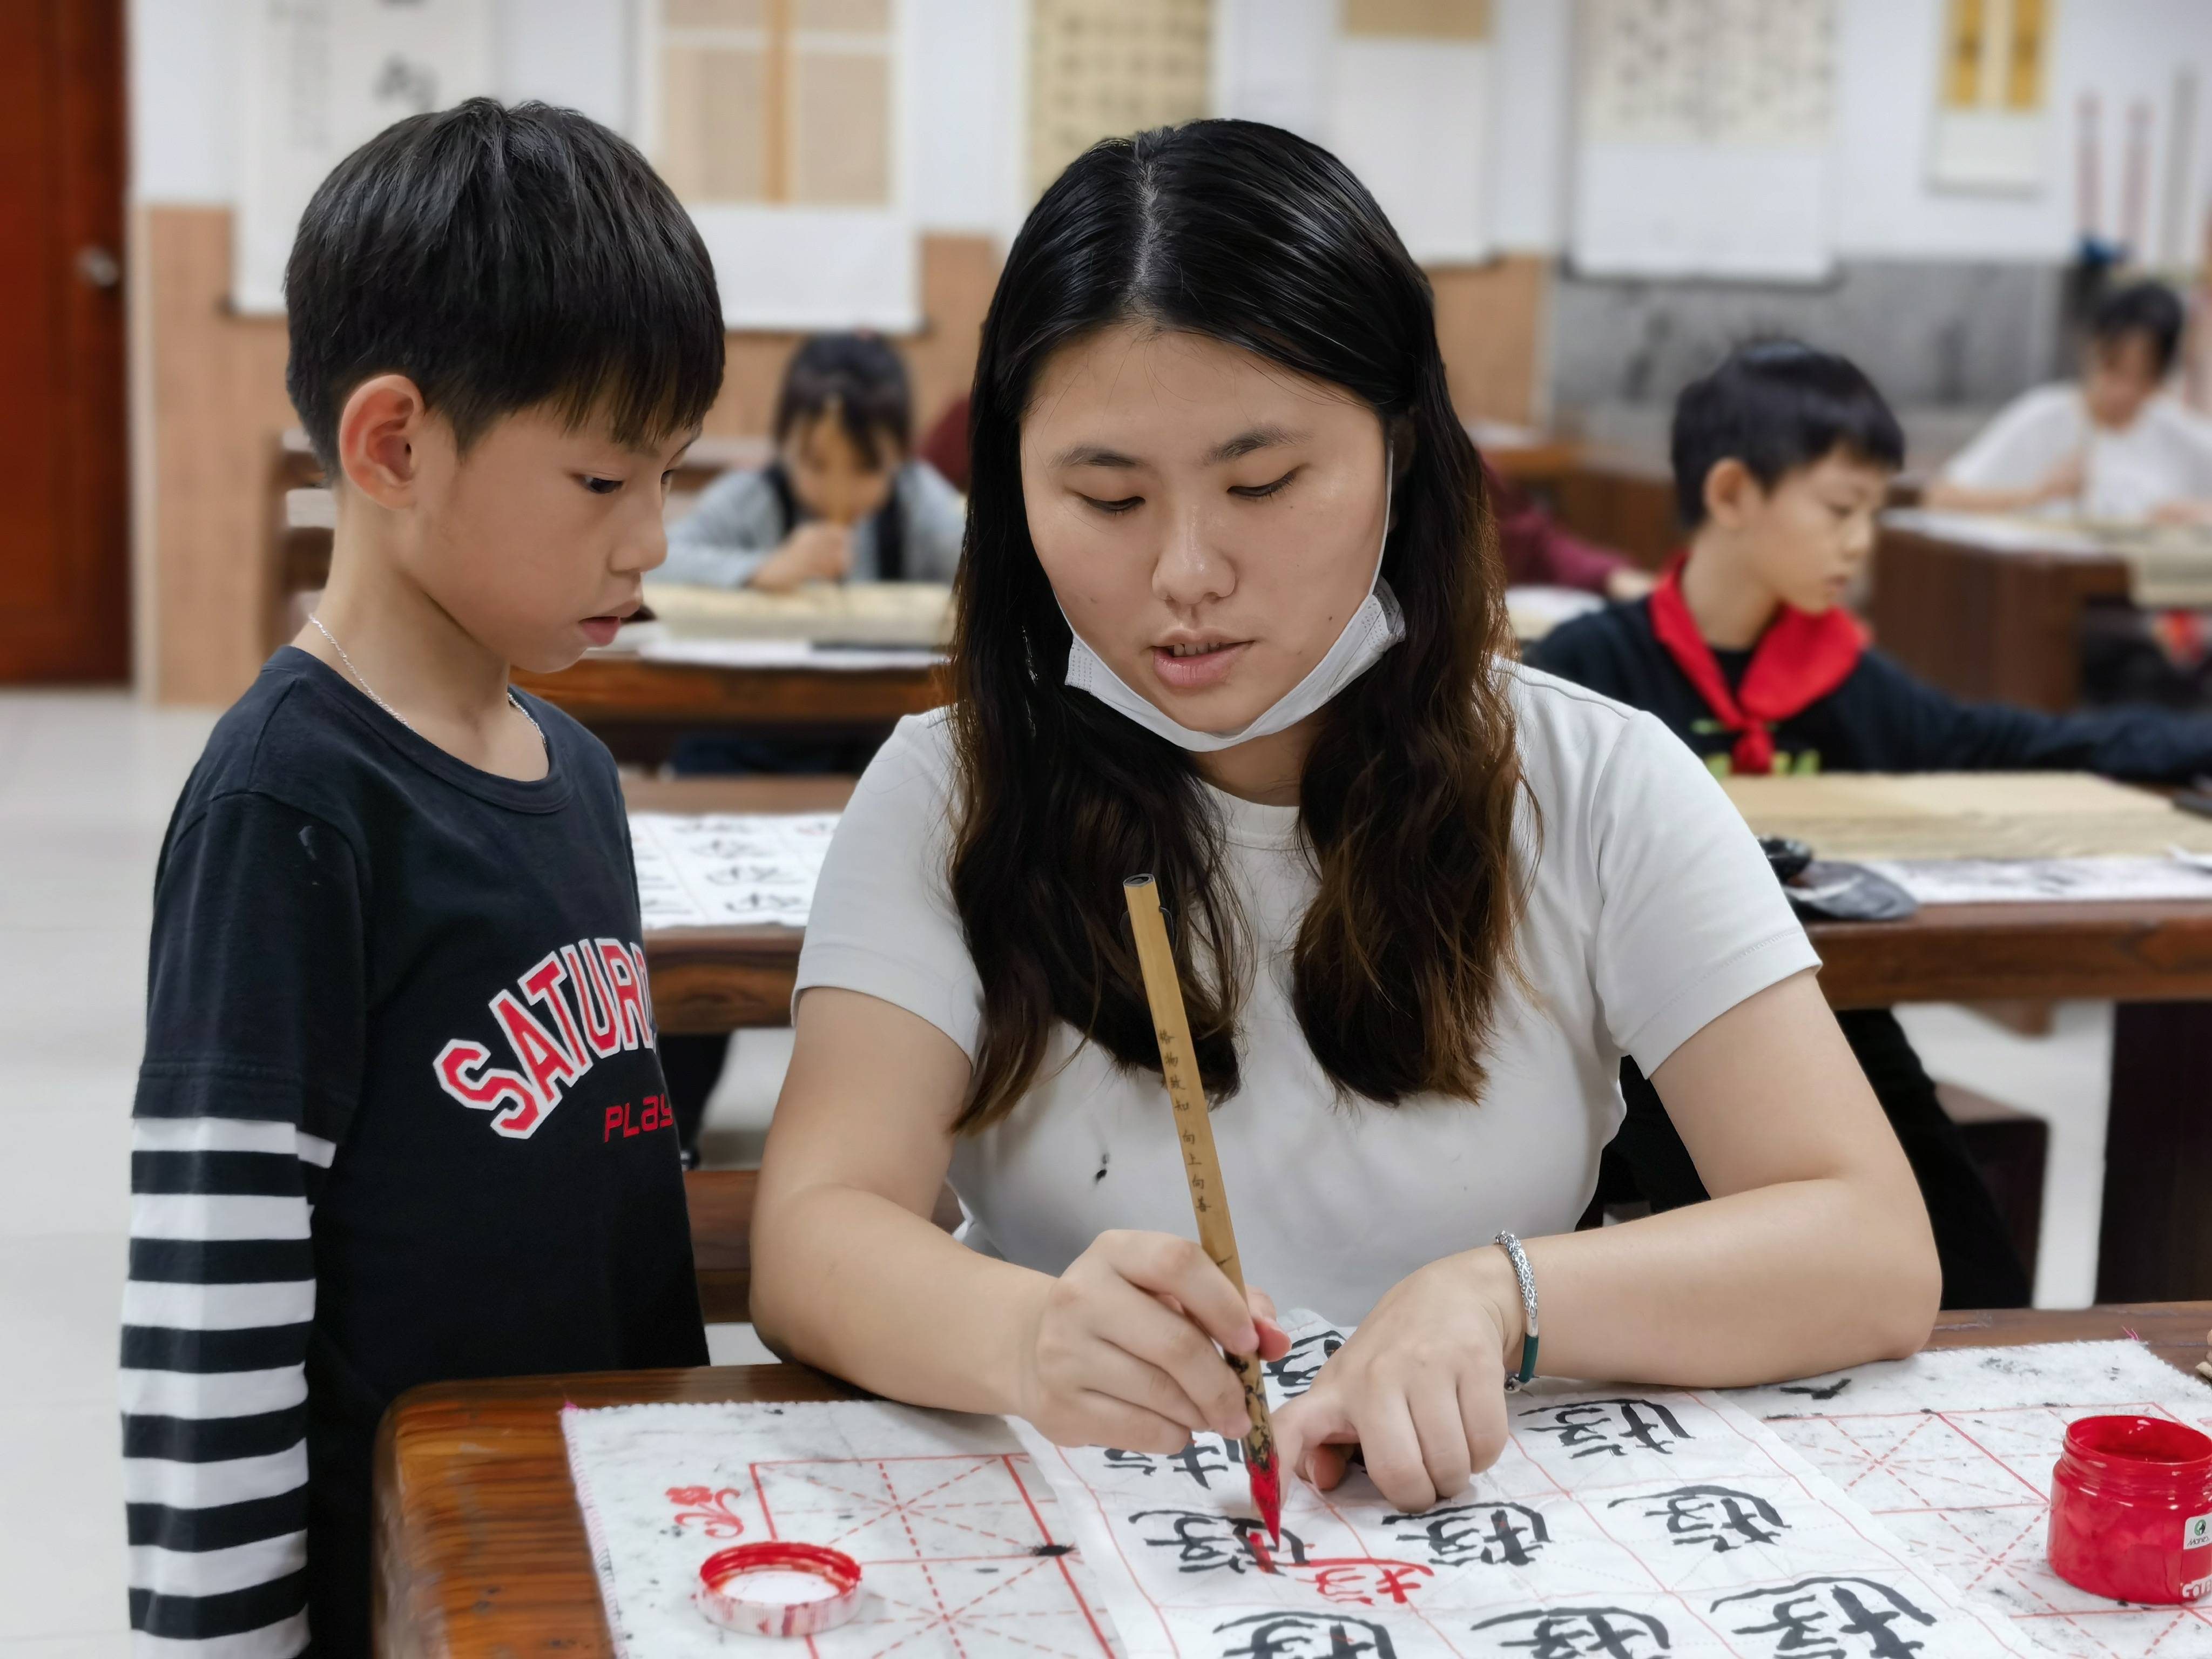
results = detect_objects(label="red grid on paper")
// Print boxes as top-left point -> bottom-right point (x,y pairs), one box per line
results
744,1452 -> 1117,1659
1763,1400 -> 2212,1658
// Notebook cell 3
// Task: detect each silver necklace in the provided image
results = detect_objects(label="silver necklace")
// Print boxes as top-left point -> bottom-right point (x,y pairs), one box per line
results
308,613 -> 545,753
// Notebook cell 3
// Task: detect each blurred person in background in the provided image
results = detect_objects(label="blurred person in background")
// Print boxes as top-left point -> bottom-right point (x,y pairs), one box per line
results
1926,280 -> 2212,524
664,332 -> 966,591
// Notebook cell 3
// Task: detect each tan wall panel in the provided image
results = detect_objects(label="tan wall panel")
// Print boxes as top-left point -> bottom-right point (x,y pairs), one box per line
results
1428,254 -> 1546,428
1341,0 -> 1489,39
143,206 -> 294,706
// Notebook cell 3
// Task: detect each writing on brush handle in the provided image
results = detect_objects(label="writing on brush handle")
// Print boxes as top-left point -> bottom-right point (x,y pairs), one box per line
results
1123,873 -> 1282,1546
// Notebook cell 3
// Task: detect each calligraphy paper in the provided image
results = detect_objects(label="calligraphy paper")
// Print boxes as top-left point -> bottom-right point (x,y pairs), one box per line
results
1864,857 -> 2212,905
1728,1339 -> 2212,1657
1014,1314 -> 2035,1658
562,1398 -> 1121,1659
629,813 -> 838,930
562,1331 -> 2210,1657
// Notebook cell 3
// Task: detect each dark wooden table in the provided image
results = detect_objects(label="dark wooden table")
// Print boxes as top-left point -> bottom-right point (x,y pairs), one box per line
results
373,1303 -> 2211,1657
522,652 -> 946,765
1871,521 -> 2130,713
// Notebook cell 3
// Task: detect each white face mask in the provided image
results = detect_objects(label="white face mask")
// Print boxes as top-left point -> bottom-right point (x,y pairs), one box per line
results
1061,444 -> 1403,753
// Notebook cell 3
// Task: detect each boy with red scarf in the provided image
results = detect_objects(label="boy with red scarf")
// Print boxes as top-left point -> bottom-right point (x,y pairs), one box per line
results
1532,340 -> 2212,1309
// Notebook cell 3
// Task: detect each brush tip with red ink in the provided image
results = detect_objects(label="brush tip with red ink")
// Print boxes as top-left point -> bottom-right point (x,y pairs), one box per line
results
1247,1444 -> 1283,1552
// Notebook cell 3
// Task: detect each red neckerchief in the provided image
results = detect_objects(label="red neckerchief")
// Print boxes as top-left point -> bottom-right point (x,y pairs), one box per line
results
1645,552 -> 1865,775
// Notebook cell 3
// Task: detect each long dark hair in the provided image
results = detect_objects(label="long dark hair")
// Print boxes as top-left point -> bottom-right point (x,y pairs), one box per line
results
949,120 -> 1522,1131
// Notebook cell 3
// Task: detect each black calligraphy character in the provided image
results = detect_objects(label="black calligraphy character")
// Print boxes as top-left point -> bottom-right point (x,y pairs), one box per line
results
1518,1398 -> 1690,1459
1712,1576 -> 1938,1659
1607,1485 -> 1788,1553
1469,1607 -> 1671,1659
1131,1509 -> 1309,1575
1102,1448 -> 1158,1477
1266,1329 -> 1347,1397
1215,1612 -> 1396,1659
1164,1438 -> 1242,1488
1779,1378 -> 1853,1402
1382,1501 -> 1550,1567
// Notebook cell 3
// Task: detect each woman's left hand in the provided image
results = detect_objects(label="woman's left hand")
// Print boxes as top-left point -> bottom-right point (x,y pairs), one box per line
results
1270,1246 -> 1526,1512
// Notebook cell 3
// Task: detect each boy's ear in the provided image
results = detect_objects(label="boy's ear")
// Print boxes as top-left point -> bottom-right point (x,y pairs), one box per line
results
336,374 -> 433,508
1701,457 -> 1761,530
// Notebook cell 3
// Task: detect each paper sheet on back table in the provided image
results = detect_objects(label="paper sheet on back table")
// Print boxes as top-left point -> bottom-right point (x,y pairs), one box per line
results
555,1314 -> 2212,1659
628,812 -> 836,929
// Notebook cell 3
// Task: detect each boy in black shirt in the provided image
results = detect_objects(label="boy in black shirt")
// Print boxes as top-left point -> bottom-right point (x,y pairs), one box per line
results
1531,341 -> 2212,1310
123,102 -> 724,1657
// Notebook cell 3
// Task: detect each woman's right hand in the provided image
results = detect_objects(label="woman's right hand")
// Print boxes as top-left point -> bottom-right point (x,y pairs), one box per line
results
748,521 -> 852,592
1011,1230 -> 1289,1452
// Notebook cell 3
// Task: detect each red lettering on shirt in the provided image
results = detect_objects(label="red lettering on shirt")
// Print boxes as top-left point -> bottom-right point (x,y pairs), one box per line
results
433,1039 -> 543,1139
491,989 -> 580,1109
522,952 -> 592,1070
564,943 -> 624,1058
431,936 -> 656,1138
597,939 -> 650,1050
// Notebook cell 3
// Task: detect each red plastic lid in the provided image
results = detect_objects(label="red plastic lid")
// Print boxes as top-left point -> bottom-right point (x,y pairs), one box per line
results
696,1541 -> 866,1638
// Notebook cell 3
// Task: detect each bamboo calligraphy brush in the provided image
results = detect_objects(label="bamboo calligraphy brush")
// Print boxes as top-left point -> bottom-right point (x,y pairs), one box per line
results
1122,874 -> 1283,1553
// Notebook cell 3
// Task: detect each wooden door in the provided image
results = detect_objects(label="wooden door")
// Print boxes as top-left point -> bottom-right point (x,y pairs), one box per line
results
0,1 -> 129,682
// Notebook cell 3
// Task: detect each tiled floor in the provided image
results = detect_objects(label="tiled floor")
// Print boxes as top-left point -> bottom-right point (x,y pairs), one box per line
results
0,692 -> 215,1655
0,690 -> 2122,1651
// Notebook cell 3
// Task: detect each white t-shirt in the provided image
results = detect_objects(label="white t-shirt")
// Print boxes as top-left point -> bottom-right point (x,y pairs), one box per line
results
794,663 -> 1818,1323
1939,383 -> 2212,521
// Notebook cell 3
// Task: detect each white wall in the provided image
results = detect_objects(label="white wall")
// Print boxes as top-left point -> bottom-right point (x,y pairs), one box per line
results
129,0 -> 235,204
1215,0 -> 1499,262
128,0 -> 1031,241
1486,0 -> 1574,253
1831,0 -> 2212,264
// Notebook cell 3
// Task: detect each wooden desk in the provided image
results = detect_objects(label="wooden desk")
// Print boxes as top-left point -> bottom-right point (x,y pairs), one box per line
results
374,1302 -> 2211,1657
525,652 -> 946,764
1809,900 -> 2212,1007
1546,450 -> 1681,568
1871,521 -> 2130,713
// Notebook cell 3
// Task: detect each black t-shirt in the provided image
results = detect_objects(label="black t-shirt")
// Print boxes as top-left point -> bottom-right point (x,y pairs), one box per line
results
127,649 -> 703,1653
1529,597 -> 2212,780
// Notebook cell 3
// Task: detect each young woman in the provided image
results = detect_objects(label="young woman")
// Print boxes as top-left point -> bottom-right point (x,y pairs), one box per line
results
750,121 -> 1939,1515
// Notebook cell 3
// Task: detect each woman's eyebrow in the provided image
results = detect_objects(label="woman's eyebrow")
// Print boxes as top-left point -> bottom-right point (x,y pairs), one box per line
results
1052,443 -> 1142,469
1204,423 -> 1304,464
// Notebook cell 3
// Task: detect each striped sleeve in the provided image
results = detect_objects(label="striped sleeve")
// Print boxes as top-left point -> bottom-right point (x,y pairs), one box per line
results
124,1118 -> 330,1655
125,793 -> 366,1655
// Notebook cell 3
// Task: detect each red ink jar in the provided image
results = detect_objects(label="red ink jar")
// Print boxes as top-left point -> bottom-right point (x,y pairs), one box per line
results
2048,1414 -> 2212,1605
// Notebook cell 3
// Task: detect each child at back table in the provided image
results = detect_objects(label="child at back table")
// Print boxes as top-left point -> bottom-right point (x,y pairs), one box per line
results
123,100 -> 722,1657
1531,340 -> 2212,1310
662,332 -> 966,592
1925,280 -> 2212,524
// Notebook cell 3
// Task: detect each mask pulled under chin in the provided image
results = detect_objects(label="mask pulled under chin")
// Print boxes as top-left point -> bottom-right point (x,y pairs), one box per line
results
1061,579 -> 1406,753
